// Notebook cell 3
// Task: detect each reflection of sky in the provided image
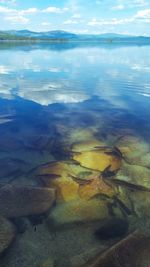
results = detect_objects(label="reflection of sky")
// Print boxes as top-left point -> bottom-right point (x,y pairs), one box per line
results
0,45 -> 150,109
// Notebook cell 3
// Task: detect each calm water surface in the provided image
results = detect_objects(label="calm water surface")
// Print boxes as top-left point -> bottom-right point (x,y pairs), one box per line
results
0,43 -> 150,267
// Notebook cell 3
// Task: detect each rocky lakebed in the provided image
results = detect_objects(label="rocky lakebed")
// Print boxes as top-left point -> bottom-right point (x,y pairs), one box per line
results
0,109 -> 150,267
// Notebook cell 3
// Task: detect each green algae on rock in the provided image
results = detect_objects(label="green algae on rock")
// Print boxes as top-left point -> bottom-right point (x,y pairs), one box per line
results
129,191 -> 150,219
117,134 -> 150,164
48,199 -> 110,226
115,162 -> 150,190
47,196 -> 126,227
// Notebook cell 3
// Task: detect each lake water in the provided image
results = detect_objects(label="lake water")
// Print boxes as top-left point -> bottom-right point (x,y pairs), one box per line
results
0,43 -> 150,267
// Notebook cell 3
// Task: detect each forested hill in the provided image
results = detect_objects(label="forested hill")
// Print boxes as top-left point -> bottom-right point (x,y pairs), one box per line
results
0,30 -> 150,43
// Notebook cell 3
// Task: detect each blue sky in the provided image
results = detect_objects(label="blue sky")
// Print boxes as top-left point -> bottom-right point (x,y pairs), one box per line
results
0,0 -> 150,35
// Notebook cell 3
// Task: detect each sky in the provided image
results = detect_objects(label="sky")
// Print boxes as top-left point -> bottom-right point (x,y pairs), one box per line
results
0,0 -> 150,35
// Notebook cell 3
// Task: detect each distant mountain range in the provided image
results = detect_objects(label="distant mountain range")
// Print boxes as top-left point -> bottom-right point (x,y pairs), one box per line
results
0,30 -> 150,43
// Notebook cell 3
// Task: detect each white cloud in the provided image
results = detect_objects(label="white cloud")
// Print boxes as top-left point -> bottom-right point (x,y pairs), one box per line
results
4,15 -> 29,24
0,5 -> 68,25
132,0 -> 149,7
0,6 -> 32,24
21,8 -> 38,15
0,5 -> 67,15
88,9 -> 150,27
135,8 -> 150,20
42,6 -> 68,13
0,5 -> 69,25
111,0 -> 149,10
63,19 -> 78,24
112,4 -> 125,10
0,6 -> 13,13
88,17 -> 134,26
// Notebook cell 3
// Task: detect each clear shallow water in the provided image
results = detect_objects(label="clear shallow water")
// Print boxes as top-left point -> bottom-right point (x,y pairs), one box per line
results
0,43 -> 150,267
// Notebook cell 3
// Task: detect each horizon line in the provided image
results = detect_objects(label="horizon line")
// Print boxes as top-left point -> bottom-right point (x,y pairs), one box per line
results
0,29 -> 150,38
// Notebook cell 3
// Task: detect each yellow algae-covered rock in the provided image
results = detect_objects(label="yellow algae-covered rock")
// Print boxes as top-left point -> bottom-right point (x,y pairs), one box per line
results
0,216 -> 16,254
71,139 -> 106,152
50,176 -> 79,202
37,161 -> 99,202
37,160 -> 118,203
79,175 -> 116,200
38,160 -> 96,180
39,161 -> 71,177
73,149 -> 121,172
48,198 -> 110,226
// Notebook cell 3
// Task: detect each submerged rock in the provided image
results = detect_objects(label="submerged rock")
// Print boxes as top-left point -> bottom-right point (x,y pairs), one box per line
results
94,218 -> 129,240
40,257 -> 54,267
37,159 -> 124,226
116,162 -> 150,190
72,149 -> 121,172
37,160 -> 98,202
68,128 -> 97,144
0,216 -> 16,254
71,139 -> 106,152
129,191 -> 150,219
48,198 -> 119,227
80,231 -> 150,267
0,157 -> 27,179
37,160 -> 97,181
0,185 -> 56,218
117,134 -> 150,164
11,217 -> 30,234
78,175 -> 116,200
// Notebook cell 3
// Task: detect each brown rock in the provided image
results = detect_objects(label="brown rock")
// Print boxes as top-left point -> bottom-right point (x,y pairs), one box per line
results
0,185 -> 56,218
0,216 -> 16,254
79,231 -> 150,267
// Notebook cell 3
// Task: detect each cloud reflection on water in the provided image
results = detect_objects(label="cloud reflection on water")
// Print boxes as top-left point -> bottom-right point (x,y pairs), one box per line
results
0,44 -> 149,108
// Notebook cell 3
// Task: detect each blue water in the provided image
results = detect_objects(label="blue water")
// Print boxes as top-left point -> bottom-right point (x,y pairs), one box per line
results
0,43 -> 150,142
0,42 -> 150,267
